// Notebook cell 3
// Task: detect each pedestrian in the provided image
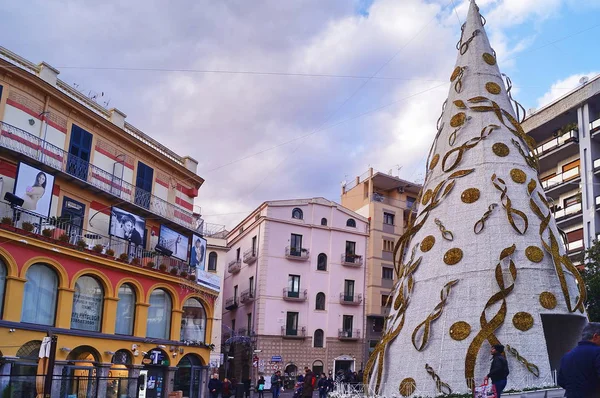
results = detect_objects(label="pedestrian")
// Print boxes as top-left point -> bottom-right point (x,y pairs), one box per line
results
317,373 -> 328,398
243,377 -> 251,398
271,371 -> 282,398
327,371 -> 334,392
484,344 -> 509,398
222,378 -> 233,398
302,367 -> 316,398
208,374 -> 222,398
256,376 -> 265,398
558,322 -> 600,397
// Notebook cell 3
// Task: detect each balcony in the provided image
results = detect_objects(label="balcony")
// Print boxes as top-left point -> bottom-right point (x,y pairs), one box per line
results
228,259 -> 241,274
243,248 -> 257,264
338,329 -> 361,341
285,246 -> 310,261
594,158 -> 600,173
225,297 -> 239,310
0,204 -> 207,281
283,288 -> 307,301
541,167 -> 580,198
281,325 -> 306,339
0,122 -> 199,231
341,254 -> 363,267
567,239 -> 584,254
555,202 -> 582,227
240,288 -> 255,304
591,118 -> 600,135
532,130 -> 579,172
339,293 -> 362,305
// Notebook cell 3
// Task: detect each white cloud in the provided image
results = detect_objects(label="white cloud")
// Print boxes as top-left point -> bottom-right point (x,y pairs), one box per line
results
536,72 -> 600,109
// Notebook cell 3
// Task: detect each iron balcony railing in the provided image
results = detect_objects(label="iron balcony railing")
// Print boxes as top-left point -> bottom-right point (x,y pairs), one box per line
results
338,329 -> 361,340
285,246 -> 310,260
240,288 -> 255,304
0,204 -> 195,276
228,259 -> 242,274
0,121 -> 198,230
339,293 -> 362,305
280,325 -> 306,338
283,288 -> 307,301
341,253 -> 363,267
243,247 -> 257,264
225,297 -> 239,310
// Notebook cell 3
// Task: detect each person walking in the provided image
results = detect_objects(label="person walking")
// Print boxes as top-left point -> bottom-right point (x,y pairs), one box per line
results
484,344 -> 509,398
243,377 -> 251,398
256,376 -> 265,398
208,374 -> 222,398
317,373 -> 328,398
558,322 -> 600,397
222,378 -> 233,398
302,367 -> 316,398
327,372 -> 334,393
271,371 -> 282,398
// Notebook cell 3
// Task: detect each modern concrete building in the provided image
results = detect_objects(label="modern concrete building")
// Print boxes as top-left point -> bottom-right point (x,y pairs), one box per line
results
222,198 -> 368,388
0,46 -> 219,398
340,168 -> 420,364
523,73 -> 600,263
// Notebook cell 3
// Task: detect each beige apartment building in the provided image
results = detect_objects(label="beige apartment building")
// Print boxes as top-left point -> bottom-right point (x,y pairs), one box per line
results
341,168 -> 420,362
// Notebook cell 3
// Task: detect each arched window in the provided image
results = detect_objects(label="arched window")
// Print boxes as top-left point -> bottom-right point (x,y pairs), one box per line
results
21,264 -> 58,326
346,218 -> 356,228
314,329 -> 324,348
315,293 -> 325,310
292,208 -> 303,220
181,298 -> 207,343
147,289 -> 172,339
0,258 -> 6,318
313,360 -> 324,376
208,252 -> 218,271
317,253 -> 327,271
71,275 -> 104,332
115,284 -> 136,335
321,218 -> 327,226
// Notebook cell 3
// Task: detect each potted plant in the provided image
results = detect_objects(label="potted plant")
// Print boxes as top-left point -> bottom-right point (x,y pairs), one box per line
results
146,261 -> 156,269
106,248 -> 115,257
42,228 -> 53,238
92,244 -> 104,254
76,239 -> 87,250
131,257 -> 140,266
1,217 -> 12,225
180,270 -> 188,278
118,253 -> 129,262
188,274 -> 197,282
169,268 -> 179,276
21,222 -> 35,232
159,263 -> 168,272
58,233 -> 69,243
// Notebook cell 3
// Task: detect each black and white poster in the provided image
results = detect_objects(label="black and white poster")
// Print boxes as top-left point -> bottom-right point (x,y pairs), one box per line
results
13,162 -> 55,217
110,206 -> 145,246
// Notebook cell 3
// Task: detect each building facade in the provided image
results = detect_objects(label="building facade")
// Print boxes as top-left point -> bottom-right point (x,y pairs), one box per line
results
522,74 -> 600,263
222,198 -> 368,387
0,47 -> 220,398
340,168 -> 420,364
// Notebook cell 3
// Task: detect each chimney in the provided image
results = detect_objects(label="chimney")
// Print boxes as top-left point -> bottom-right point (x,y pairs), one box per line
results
109,108 -> 127,129
37,62 -> 60,86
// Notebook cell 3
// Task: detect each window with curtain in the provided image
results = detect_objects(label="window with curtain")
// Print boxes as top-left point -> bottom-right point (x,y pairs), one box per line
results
71,275 -> 104,331
315,293 -> 325,310
208,252 -> 218,271
21,264 -> 58,326
0,258 -> 6,318
314,329 -> 324,348
317,253 -> 327,271
180,298 -> 207,343
147,289 -> 172,339
115,284 -> 136,335
292,208 -> 303,219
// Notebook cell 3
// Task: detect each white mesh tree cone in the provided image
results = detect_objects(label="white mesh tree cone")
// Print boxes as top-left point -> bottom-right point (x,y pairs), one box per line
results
367,1 -> 587,396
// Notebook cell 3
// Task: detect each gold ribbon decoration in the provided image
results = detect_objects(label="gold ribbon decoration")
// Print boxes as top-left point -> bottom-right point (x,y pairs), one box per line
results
460,29 -> 480,55
511,139 -> 538,171
491,174 -> 529,235
425,363 -> 452,395
451,66 -> 467,93
474,203 -> 498,234
442,124 -> 499,172
505,344 -> 540,377
528,180 -> 586,313
464,244 -> 517,388
502,73 -> 526,123
412,279 -> 459,351
435,218 -> 454,241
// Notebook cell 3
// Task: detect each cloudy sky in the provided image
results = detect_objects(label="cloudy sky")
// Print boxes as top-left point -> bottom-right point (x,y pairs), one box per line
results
2,0 -> 599,229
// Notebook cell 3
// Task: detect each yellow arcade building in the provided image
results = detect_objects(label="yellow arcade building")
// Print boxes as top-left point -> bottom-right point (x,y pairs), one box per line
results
0,46 -> 220,398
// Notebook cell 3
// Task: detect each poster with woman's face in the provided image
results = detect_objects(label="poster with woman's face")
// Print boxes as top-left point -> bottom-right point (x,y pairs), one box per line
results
13,162 -> 55,217
190,234 -> 207,269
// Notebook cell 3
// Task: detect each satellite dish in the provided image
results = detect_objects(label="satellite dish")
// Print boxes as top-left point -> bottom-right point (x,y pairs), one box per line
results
580,76 -> 589,85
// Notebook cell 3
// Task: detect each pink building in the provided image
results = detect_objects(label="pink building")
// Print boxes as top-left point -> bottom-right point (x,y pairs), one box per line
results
222,198 -> 368,386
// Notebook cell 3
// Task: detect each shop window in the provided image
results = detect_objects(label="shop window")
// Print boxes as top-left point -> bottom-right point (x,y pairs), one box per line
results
181,298 -> 207,343
0,258 -> 6,318
147,289 -> 172,339
314,329 -> 324,348
115,283 -> 136,335
71,275 -> 104,332
21,264 -> 58,326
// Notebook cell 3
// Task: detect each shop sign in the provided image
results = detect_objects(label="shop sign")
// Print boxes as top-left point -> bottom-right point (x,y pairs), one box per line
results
70,278 -> 103,331
271,355 -> 282,362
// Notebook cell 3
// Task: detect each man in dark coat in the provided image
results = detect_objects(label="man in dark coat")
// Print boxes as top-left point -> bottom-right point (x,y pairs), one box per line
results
484,344 -> 509,398
207,374 -> 222,398
558,322 -> 600,397
302,367 -> 316,397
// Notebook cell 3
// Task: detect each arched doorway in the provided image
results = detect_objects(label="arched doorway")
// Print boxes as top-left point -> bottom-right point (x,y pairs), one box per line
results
108,350 -> 133,398
65,345 -> 101,397
174,354 -> 205,398
142,349 -> 170,398
283,364 -> 297,390
10,340 -> 41,397
312,360 -> 324,377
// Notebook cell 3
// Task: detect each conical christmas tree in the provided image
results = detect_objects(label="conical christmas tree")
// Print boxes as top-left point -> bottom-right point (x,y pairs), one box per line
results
366,1 -> 587,396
